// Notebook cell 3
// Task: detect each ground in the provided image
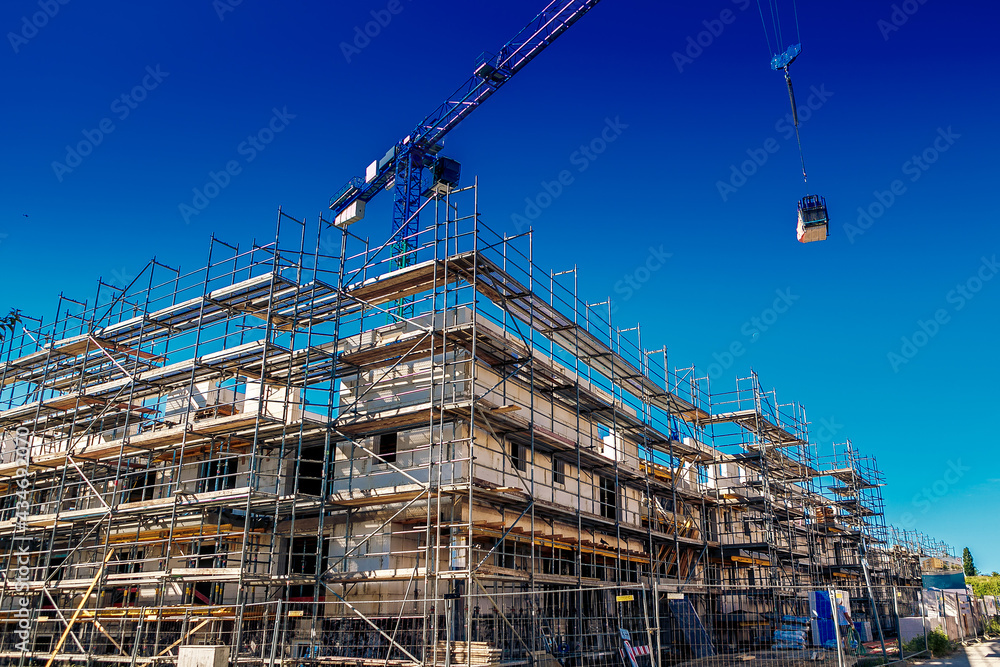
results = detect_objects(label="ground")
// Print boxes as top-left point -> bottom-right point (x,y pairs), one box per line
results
913,639 -> 1000,667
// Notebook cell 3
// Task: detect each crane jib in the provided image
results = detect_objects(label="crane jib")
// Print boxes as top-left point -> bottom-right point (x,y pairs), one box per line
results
329,0 -> 603,221
412,0 -> 603,150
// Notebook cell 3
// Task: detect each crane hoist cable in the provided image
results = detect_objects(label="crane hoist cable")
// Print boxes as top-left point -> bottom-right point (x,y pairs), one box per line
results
784,67 -> 808,183
757,0 -> 807,183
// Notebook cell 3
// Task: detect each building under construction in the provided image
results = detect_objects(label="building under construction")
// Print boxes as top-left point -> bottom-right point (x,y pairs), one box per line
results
0,187 -> 954,666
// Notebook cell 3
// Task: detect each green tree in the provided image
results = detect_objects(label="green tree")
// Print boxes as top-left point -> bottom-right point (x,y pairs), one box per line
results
963,547 -> 978,577
0,308 -> 20,343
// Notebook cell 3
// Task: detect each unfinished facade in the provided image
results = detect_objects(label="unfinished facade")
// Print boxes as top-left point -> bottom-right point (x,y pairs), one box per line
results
0,186 -> 946,665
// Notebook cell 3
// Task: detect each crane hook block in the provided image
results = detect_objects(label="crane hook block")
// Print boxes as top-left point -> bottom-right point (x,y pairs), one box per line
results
771,43 -> 802,71
796,194 -> 829,243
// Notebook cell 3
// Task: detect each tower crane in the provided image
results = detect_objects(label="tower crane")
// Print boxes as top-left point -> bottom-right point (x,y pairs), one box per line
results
329,0 -> 828,299
328,0 -> 603,316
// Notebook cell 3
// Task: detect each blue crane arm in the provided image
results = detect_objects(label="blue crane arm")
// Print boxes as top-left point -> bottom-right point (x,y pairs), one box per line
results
330,0 -> 603,218
412,0 -> 603,149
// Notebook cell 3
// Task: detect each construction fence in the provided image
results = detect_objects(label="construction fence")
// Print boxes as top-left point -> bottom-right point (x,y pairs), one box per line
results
5,582 -> 996,667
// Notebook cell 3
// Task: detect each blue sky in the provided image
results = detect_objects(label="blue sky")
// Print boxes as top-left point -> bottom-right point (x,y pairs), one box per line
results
2,0 -> 998,571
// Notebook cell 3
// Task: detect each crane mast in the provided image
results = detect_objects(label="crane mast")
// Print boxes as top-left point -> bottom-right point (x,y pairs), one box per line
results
329,0 -> 603,315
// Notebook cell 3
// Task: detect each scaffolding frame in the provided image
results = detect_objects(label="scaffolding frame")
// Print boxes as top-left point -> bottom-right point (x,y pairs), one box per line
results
0,182 -> 946,666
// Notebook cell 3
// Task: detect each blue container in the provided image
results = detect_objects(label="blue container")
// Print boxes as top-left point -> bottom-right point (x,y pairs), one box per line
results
811,591 -> 833,619
813,619 -> 837,646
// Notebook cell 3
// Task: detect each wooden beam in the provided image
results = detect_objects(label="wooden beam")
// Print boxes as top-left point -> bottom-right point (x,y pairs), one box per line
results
44,549 -> 115,667
156,619 -> 211,657
91,617 -> 126,656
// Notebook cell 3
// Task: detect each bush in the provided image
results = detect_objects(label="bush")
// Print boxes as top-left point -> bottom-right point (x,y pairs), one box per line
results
985,618 -> 1000,637
968,574 -> 1000,597
901,629 -> 952,658
901,635 -> 928,657
927,629 -> 952,657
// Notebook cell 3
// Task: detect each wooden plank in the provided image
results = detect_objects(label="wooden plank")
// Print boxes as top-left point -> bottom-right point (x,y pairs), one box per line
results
343,258 -> 457,308
188,413 -> 259,435
45,395 -> 106,412
166,567 -> 242,582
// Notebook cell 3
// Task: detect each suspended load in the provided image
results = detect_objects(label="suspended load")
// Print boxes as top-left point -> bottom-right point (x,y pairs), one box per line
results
796,194 -> 829,243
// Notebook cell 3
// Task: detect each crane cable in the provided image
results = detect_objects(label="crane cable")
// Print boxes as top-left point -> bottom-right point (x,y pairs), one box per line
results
755,0 -> 774,57
757,0 -> 802,53
784,68 -> 807,183
757,0 -> 807,183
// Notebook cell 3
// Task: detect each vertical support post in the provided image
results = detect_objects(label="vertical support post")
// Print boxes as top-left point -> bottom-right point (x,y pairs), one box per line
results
830,589 -> 844,667
652,580 -> 662,667
916,586 -> 929,657
892,586 -> 902,657
268,599 -> 282,667
466,180 -> 477,667
129,612 -> 143,667
423,190 -> 440,667
955,592 -> 965,643
640,582 -> 657,667
444,595 -> 453,667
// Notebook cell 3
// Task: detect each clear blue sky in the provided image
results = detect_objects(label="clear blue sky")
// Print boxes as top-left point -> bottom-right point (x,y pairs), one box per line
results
2,1 -> 997,571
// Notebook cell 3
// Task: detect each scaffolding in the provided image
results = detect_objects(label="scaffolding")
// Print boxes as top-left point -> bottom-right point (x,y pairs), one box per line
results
0,182 -> 945,666
814,442 -> 898,641
704,373 -> 820,640
0,212 -> 340,663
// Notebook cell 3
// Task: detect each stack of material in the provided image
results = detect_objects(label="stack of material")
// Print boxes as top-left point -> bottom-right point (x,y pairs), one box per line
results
431,642 -> 502,667
773,616 -> 810,649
